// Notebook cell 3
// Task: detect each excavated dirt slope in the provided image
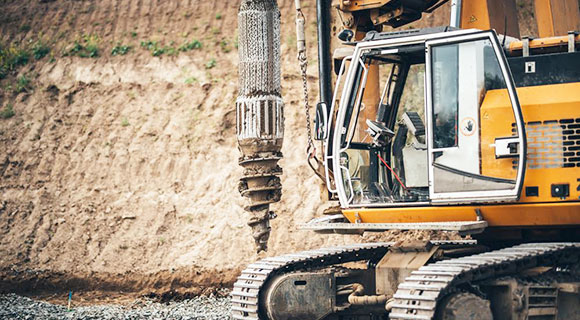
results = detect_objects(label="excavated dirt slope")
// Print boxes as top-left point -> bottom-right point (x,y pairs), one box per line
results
0,0 -> 539,301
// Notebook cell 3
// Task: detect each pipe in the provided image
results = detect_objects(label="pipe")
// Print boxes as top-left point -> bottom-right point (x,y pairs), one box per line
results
347,283 -> 390,306
316,0 -> 333,106
450,0 -> 462,28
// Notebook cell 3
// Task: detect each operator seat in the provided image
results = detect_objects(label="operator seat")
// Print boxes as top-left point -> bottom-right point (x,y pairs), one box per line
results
400,111 -> 429,197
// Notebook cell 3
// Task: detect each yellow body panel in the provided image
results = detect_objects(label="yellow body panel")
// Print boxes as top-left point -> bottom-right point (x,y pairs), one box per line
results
343,83 -> 580,228
481,82 -> 580,203
343,202 -> 580,227
534,0 -> 580,38
460,0 -> 520,38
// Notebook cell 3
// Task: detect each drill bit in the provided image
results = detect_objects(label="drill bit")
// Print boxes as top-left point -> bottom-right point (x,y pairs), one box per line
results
237,0 -> 284,253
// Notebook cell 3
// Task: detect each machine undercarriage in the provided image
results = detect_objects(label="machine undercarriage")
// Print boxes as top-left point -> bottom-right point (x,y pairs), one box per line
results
232,242 -> 580,320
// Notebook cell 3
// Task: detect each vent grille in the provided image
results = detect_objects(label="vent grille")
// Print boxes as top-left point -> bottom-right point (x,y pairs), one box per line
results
512,118 -> 580,169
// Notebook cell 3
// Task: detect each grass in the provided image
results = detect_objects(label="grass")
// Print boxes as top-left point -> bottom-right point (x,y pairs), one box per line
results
121,117 -> 130,127
178,39 -> 202,52
64,34 -> 100,58
219,39 -> 231,53
0,38 -> 51,79
184,77 -> 197,84
141,40 -> 179,57
205,58 -> 216,69
15,75 -> 31,93
140,40 -> 158,51
19,25 -> 31,33
111,43 -> 132,56
32,40 -> 51,60
140,39 -> 203,57
0,45 -> 31,79
0,104 -> 14,119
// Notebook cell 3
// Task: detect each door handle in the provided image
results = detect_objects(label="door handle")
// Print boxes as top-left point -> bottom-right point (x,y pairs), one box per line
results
494,137 -> 520,159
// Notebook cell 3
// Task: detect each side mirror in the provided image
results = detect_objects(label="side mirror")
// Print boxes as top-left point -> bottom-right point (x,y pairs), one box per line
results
314,102 -> 328,140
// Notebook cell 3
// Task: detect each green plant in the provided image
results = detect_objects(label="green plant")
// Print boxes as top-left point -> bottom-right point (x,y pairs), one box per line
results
216,13 -> 222,20
130,31 -> 138,38
0,43 -> 35,78
13,48 -> 30,66
184,77 -> 197,84
178,39 -> 202,52
141,40 -> 175,57
164,46 -> 177,56
111,43 -> 131,56
83,45 -> 99,58
19,25 -> 31,33
205,58 -> 216,69
15,75 -> 31,93
220,39 -> 231,53
140,40 -> 158,50
65,34 -> 100,58
0,104 -> 14,119
32,40 -> 50,60
152,47 -> 165,57
121,117 -> 130,127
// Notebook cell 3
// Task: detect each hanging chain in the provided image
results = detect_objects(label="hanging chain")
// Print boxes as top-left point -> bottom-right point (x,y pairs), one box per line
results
295,0 -> 327,182
295,0 -> 315,158
300,56 -> 315,156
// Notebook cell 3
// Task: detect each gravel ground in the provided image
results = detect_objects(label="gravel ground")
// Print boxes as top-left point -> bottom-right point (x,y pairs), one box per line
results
0,294 -> 232,320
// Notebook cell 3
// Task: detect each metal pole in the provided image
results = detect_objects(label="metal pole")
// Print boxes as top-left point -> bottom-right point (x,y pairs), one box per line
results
450,0 -> 462,28
316,0 -> 332,105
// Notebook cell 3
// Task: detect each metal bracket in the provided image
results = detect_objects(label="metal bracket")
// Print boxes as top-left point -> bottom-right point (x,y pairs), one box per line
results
475,208 -> 483,221
522,36 -> 532,57
568,31 -> 578,53
299,220 -> 488,236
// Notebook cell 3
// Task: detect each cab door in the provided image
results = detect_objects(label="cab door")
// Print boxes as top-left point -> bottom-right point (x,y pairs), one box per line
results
425,31 -> 526,203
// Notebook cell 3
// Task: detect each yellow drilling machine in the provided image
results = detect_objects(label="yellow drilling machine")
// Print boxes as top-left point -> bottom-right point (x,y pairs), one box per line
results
233,0 -> 580,319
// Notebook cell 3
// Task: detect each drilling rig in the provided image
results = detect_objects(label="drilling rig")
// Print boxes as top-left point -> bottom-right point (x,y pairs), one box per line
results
234,0 -> 580,319
237,0 -> 284,252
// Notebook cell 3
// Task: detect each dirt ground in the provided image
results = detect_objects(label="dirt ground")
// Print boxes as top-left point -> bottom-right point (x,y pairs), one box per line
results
0,0 -> 540,304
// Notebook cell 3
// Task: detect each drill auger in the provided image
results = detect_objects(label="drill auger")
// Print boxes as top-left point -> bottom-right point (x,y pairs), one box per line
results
236,0 -> 283,253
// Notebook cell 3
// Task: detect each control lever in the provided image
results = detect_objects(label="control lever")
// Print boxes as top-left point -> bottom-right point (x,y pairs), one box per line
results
366,119 -> 394,148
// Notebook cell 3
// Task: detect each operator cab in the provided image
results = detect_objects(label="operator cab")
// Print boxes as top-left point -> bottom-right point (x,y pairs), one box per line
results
323,29 -> 526,209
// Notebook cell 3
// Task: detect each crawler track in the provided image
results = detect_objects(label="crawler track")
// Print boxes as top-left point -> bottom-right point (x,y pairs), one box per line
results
231,242 -> 393,319
233,242 -> 579,320
390,242 -> 580,320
